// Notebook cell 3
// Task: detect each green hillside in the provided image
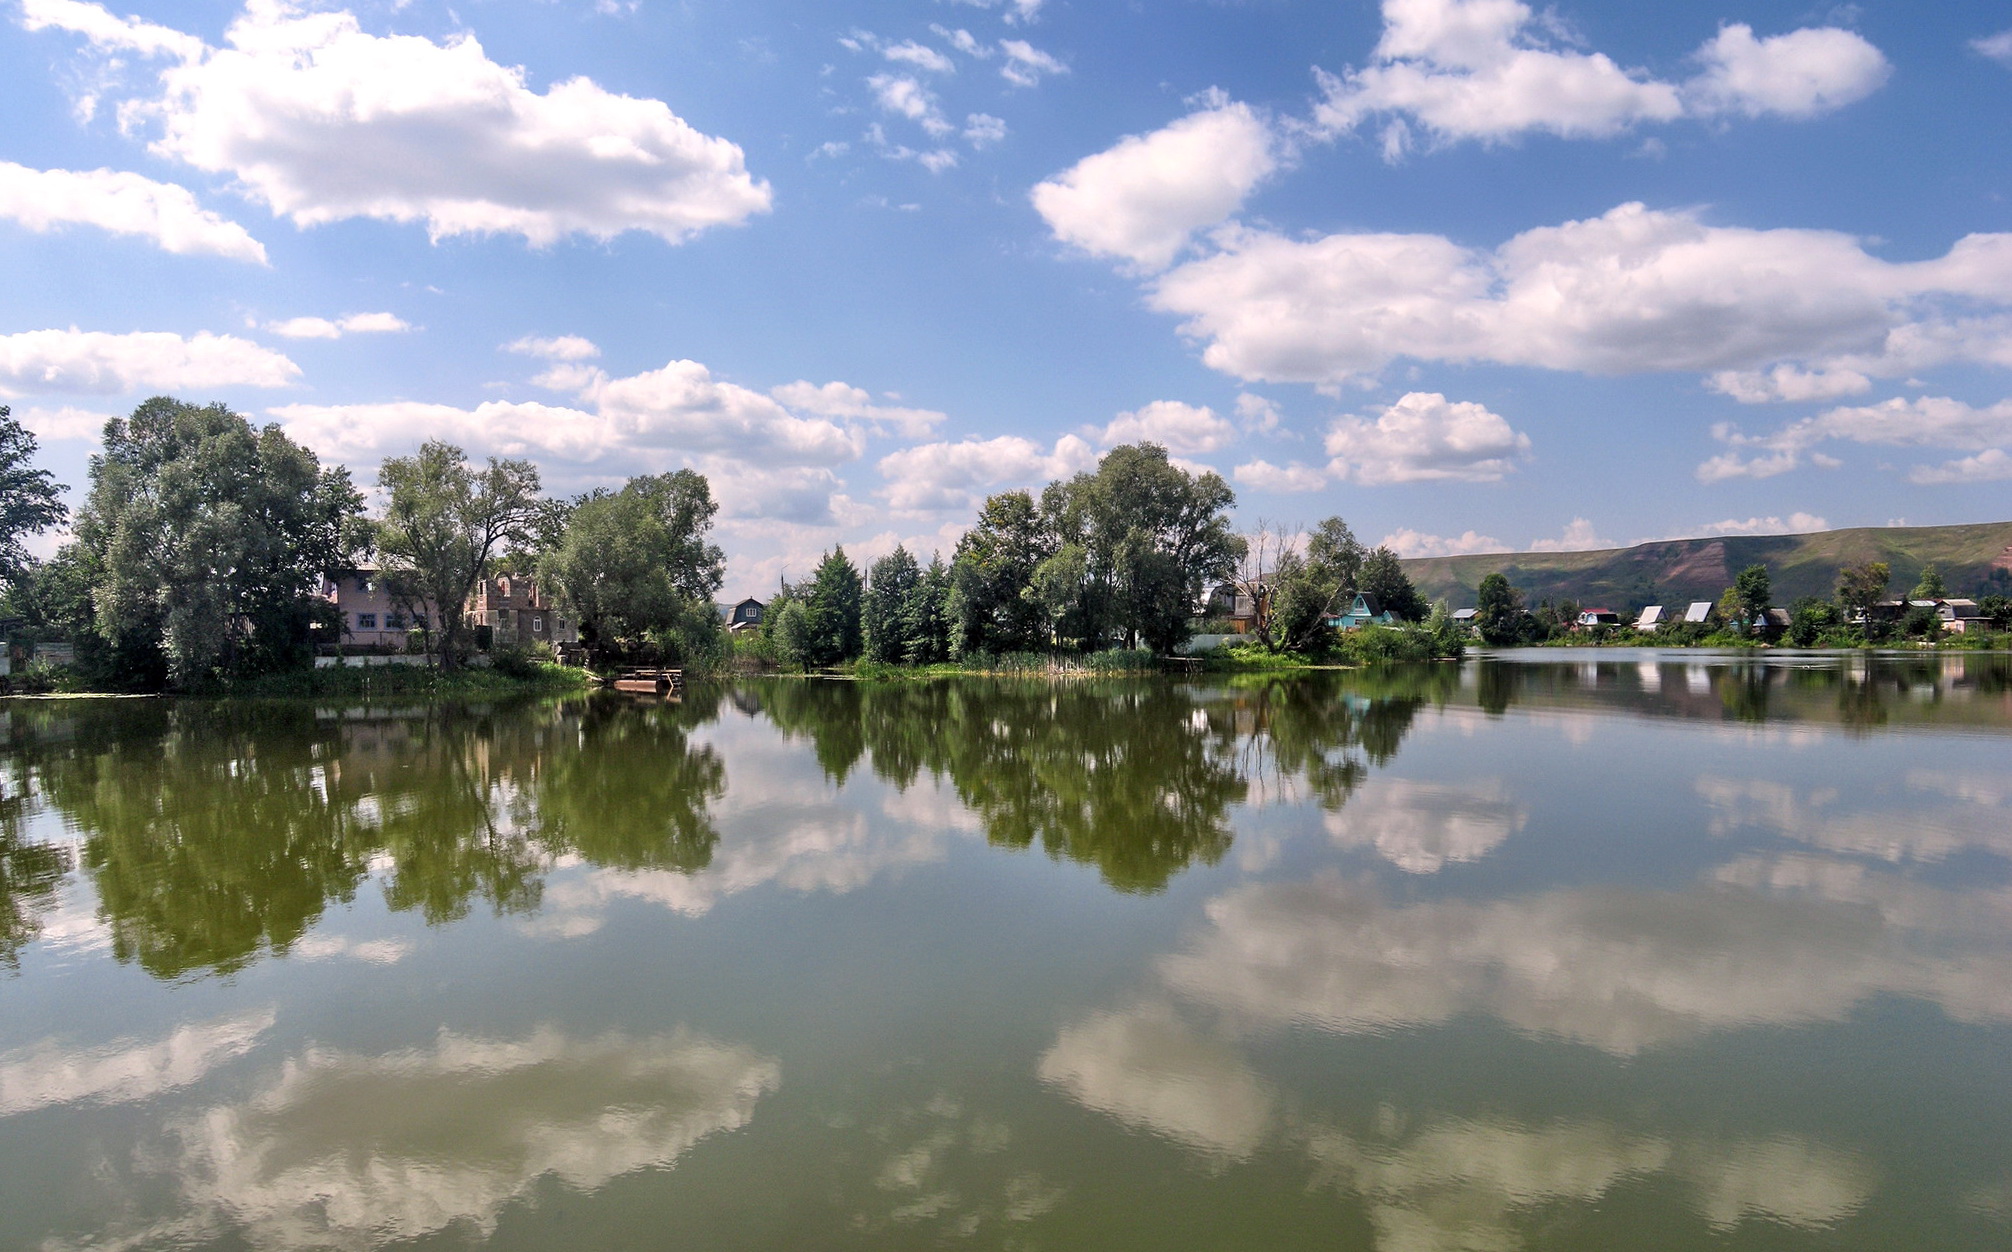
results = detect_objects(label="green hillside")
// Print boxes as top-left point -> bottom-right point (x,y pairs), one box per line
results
1403,521 -> 2012,613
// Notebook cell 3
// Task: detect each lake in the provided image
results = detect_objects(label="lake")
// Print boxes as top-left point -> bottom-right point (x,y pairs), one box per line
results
2,650 -> 2010,1250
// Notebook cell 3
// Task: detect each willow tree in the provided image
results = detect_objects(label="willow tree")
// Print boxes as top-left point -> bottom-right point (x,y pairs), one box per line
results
77,397 -> 361,685
540,471 -> 725,664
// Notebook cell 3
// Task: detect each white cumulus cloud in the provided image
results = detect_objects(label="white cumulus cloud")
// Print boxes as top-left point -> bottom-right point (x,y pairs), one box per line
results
1685,24 -> 1891,120
1312,0 -> 1887,155
270,357 -> 897,499
1096,400 -> 1237,456
1706,364 -> 1872,404
0,161 -> 265,262
1151,203 -> 2012,386
1032,99 -> 1276,270
1232,459 -> 1329,493
1688,513 -> 1829,538
999,39 -> 1066,87
29,1 -> 772,246
1701,395 -> 2012,482
768,380 -> 945,439
13,404 -> 118,442
1324,391 -> 1530,484
868,73 -> 953,136
1380,527 -> 1509,557
1528,517 -> 1610,552
876,433 -> 1095,513
963,113 -> 1008,147
883,40 -> 955,75
20,0 -> 201,59
503,334 -> 601,361
0,328 -> 300,397
1976,30 -> 2012,68
265,312 -> 410,340
1909,448 -> 2012,485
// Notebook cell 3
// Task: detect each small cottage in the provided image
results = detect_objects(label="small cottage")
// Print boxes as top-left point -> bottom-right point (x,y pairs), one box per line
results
1937,599 -> 1983,633
1634,605 -> 1666,630
1331,593 -> 1395,631
722,597 -> 766,633
1576,608 -> 1622,628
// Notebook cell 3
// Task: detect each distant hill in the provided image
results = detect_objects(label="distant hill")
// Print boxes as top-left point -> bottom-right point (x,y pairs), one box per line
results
1402,521 -> 2012,613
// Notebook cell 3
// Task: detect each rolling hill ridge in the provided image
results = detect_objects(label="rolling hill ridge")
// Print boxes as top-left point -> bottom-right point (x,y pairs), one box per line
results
1401,521 -> 2012,613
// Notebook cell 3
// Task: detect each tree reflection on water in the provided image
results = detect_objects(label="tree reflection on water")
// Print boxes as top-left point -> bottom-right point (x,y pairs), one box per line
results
1,694 -> 728,979
0,651 -> 2002,980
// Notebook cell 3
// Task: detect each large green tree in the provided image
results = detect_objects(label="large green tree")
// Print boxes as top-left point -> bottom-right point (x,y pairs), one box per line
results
863,546 -> 921,663
1733,563 -> 1773,632
541,471 -> 724,663
949,491 -> 1054,655
376,441 -> 541,669
902,554 -> 952,664
0,406 -> 66,587
1474,572 -> 1528,645
1358,546 -> 1425,622
76,397 -> 361,685
801,547 -> 864,665
1836,561 -> 1890,628
1266,517 -> 1365,652
1042,443 -> 1244,652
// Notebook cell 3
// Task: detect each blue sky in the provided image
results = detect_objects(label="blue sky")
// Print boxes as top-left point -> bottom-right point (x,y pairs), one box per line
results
3,0 -> 2010,594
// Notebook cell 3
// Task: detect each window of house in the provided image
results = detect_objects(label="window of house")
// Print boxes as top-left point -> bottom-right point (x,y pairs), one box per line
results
357,613 -> 377,630
387,612 -> 407,630
413,613 -> 428,629
533,616 -> 544,632
357,577 -> 373,594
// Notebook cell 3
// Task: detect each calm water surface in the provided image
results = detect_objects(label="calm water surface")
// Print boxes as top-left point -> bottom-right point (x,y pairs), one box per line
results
2,651 -> 2010,1249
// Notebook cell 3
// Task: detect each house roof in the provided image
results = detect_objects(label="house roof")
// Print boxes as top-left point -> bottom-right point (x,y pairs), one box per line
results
1683,601 -> 1714,623
1636,606 -> 1666,625
1450,608 -> 1477,620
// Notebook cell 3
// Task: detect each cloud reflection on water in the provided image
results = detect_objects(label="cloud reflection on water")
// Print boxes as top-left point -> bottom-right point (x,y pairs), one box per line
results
0,1010 -> 275,1119
1037,1000 -> 1874,1249
1159,869 -> 2012,1054
1323,778 -> 1527,874
94,1027 -> 779,1250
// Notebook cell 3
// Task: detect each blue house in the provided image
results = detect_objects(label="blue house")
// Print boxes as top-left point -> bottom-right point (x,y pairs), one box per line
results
1330,593 -> 1396,631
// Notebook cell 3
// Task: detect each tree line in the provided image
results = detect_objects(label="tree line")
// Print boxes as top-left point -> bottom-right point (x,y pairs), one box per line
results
0,398 -> 730,689
0,397 -> 1440,688
746,443 -> 1435,669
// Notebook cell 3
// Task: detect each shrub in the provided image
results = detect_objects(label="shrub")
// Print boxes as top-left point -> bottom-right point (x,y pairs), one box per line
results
1085,648 -> 1156,673
1337,624 -> 1444,664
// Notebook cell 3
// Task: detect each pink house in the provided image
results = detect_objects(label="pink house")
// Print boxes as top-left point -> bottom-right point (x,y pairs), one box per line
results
318,564 -> 437,652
